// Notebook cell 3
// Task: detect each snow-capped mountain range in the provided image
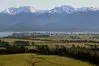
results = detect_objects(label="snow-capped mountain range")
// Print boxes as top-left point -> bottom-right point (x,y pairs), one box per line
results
1,5 -> 99,31
1,5 -> 99,15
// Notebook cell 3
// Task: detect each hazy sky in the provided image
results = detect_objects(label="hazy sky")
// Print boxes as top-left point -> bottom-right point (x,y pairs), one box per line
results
0,0 -> 99,10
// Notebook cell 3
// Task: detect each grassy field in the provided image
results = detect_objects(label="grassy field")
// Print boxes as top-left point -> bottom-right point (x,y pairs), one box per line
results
0,38 -> 93,46
0,54 -> 94,66
0,38 -> 97,66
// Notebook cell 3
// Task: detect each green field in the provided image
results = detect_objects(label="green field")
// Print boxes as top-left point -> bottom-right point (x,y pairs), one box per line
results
0,38 -> 94,47
0,54 -> 93,66
0,38 -> 98,66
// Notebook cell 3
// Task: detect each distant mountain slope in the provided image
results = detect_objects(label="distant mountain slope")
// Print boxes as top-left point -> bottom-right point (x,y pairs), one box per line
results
0,5 -> 99,31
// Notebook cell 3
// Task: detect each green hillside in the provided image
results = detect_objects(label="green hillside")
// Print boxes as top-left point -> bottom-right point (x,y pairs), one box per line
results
0,54 -> 93,66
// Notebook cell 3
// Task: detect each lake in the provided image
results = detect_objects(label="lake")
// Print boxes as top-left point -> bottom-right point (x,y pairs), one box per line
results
0,31 -> 99,37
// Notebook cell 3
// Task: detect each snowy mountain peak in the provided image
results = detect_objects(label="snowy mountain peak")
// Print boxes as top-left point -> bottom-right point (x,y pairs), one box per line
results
50,5 -> 75,13
29,7 -> 39,12
76,7 -> 99,12
2,7 -> 17,15
1,5 -> 99,15
2,6 -> 39,15
90,7 -> 99,11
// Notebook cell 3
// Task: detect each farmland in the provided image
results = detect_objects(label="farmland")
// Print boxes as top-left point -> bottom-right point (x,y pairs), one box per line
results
0,32 -> 99,66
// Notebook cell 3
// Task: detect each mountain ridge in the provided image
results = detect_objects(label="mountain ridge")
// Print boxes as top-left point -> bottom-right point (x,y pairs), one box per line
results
0,5 -> 99,31
1,5 -> 99,15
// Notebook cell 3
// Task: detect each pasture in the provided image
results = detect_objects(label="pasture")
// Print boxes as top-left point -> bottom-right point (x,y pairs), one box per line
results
0,54 -> 93,66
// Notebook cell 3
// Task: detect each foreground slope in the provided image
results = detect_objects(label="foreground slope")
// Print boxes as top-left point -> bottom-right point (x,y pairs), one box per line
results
0,54 -> 93,66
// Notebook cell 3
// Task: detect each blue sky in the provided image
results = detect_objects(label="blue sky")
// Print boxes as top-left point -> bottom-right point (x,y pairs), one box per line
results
0,0 -> 99,10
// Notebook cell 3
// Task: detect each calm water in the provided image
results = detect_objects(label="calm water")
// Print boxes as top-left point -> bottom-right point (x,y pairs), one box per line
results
0,32 -> 14,37
0,31 -> 99,37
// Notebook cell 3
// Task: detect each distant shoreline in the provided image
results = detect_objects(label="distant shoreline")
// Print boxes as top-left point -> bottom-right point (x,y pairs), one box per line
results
0,31 -> 99,37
